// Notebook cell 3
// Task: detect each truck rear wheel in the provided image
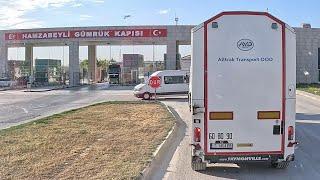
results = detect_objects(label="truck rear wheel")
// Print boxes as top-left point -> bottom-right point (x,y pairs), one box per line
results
271,161 -> 290,169
142,92 -> 151,100
191,162 -> 207,171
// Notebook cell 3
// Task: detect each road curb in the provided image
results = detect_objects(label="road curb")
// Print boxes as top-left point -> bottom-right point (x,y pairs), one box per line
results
139,102 -> 186,180
25,86 -> 67,92
24,85 -> 88,92
0,87 -> 25,91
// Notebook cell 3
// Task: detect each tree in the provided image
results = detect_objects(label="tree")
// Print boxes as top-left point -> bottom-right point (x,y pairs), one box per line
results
146,64 -> 153,72
80,59 -> 88,70
80,58 -> 116,70
97,59 -> 108,69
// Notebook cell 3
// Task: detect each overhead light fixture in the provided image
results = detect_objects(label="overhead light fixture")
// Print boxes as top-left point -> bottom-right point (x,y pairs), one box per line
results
212,22 -> 218,28
271,23 -> 278,29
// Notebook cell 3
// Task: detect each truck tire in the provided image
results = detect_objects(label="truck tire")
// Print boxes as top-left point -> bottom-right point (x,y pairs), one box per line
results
142,92 -> 151,100
271,161 -> 290,169
191,162 -> 207,171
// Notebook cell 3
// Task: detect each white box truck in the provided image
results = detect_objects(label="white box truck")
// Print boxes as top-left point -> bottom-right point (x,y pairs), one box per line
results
190,11 -> 297,170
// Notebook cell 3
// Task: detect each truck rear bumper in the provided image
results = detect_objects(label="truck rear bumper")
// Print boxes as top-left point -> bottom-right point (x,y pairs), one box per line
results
204,154 -> 285,163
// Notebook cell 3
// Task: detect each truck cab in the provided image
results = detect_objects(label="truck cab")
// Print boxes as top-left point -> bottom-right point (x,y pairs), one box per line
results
107,64 -> 121,84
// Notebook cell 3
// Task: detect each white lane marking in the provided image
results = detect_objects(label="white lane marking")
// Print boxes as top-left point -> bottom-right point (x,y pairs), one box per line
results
296,120 -> 320,124
21,108 -> 29,114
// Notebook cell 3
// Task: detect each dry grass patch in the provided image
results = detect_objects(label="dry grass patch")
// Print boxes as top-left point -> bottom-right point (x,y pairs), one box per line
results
297,83 -> 320,96
0,101 -> 174,180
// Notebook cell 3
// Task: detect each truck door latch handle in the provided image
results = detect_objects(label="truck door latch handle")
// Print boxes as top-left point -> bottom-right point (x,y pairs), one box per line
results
193,106 -> 205,115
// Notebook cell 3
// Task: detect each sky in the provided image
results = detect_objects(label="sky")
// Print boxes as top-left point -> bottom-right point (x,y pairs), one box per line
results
4,0 -> 320,63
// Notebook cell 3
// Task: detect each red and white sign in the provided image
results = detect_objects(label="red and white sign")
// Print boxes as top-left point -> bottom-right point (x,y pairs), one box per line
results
5,29 -> 167,40
149,76 -> 161,89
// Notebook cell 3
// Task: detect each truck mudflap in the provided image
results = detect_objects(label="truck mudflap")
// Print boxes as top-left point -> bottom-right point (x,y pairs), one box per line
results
205,154 -> 284,163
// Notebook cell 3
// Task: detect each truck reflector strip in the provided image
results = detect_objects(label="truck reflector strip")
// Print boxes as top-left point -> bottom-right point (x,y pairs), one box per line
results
257,111 -> 280,119
237,143 -> 253,147
209,112 -> 233,120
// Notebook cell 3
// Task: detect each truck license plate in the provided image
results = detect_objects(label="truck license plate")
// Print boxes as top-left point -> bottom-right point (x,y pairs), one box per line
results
210,143 -> 233,149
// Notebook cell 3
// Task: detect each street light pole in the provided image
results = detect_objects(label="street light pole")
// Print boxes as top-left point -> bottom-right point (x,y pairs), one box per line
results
109,45 -> 112,60
107,43 -> 111,60
152,42 -> 155,72
119,45 -> 122,61
174,13 -> 179,70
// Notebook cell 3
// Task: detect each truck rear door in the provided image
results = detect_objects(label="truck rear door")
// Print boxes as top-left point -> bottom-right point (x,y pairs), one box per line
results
204,13 -> 285,155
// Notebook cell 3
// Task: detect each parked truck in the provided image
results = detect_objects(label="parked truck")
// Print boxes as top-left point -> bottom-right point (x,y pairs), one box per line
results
107,64 -> 121,84
190,11 -> 297,171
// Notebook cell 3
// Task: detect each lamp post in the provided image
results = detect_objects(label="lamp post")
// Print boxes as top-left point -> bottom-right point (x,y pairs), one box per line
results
175,13 -> 179,70
107,42 -> 111,60
152,42 -> 155,72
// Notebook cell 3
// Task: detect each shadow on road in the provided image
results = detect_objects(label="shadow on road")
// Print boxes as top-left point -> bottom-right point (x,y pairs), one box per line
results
66,84 -> 135,91
104,85 -> 135,90
156,96 -> 188,102
199,162 -> 291,179
296,113 -> 320,120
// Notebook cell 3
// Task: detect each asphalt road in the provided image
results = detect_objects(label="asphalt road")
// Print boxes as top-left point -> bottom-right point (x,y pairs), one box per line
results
161,91 -> 320,180
0,85 -> 137,129
1,86 -> 320,180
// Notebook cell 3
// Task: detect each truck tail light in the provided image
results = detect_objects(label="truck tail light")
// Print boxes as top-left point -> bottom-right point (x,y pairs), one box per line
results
194,127 -> 201,142
288,126 -> 294,140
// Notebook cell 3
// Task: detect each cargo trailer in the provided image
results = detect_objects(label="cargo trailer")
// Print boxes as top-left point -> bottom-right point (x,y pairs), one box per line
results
190,11 -> 297,170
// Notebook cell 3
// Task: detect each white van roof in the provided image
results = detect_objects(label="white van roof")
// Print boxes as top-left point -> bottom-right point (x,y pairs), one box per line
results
151,70 -> 189,77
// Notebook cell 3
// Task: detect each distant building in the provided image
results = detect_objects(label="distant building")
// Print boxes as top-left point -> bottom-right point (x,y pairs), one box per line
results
180,55 -> 191,71
295,24 -> 320,83
34,59 -> 62,84
122,54 -> 144,84
164,53 -> 181,70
